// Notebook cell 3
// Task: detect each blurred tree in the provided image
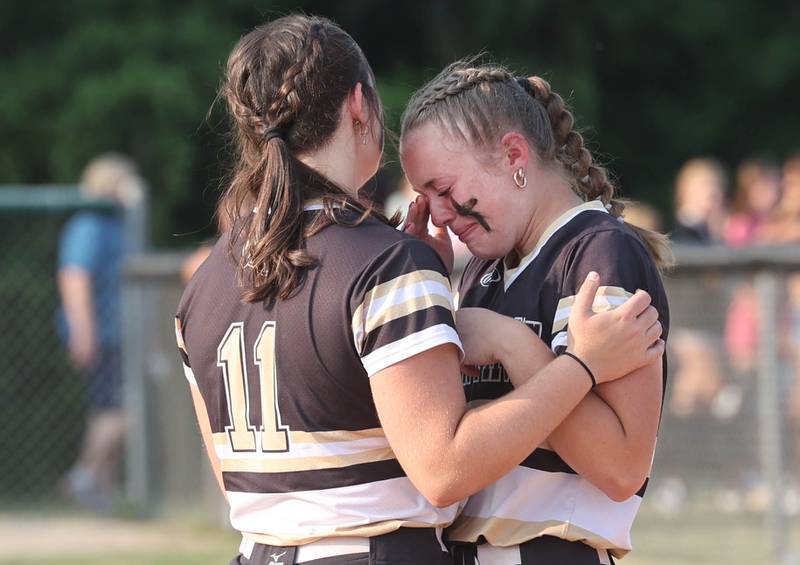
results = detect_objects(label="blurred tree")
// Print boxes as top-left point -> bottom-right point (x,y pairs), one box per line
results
1,0 -> 798,244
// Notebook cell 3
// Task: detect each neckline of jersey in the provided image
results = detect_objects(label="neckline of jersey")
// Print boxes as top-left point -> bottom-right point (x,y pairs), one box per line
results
502,200 -> 608,291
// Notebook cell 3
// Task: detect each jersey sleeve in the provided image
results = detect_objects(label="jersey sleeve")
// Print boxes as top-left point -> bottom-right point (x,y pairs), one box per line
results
350,239 -> 463,377
550,228 -> 657,354
174,314 -> 196,386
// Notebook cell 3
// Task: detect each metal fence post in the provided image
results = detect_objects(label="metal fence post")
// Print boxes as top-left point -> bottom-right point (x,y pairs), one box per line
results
755,269 -> 786,561
122,191 -> 151,511
122,277 -> 151,510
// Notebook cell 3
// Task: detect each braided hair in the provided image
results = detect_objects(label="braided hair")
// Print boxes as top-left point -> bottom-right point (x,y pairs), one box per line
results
219,15 -> 387,303
401,60 -> 672,270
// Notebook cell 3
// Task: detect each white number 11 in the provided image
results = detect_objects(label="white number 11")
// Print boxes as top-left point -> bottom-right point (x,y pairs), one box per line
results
216,322 -> 290,452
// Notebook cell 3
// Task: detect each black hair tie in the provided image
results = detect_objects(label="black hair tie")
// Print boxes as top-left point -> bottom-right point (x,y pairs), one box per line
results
263,127 -> 284,143
559,351 -> 597,388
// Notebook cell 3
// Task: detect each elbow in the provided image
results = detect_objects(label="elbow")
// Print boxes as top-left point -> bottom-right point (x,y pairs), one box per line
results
420,482 -> 464,508
413,471 -> 465,508
599,470 -> 648,502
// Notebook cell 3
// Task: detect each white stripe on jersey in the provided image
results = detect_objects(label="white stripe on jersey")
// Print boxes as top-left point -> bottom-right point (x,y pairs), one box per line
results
183,363 -> 197,386
447,465 -> 641,557
550,331 -> 568,353
229,476 -> 460,546
364,280 -> 453,330
361,323 -> 463,377
551,286 -> 633,334
351,270 -> 453,355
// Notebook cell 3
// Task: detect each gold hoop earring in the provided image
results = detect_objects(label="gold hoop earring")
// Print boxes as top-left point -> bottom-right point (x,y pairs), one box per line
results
354,120 -> 369,145
513,167 -> 528,189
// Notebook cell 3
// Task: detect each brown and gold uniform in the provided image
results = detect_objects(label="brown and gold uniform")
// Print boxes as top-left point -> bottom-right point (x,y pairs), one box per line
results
451,201 -> 670,563
175,204 -> 463,553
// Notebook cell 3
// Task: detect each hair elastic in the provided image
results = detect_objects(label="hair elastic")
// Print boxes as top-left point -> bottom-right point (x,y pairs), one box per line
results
264,127 -> 284,142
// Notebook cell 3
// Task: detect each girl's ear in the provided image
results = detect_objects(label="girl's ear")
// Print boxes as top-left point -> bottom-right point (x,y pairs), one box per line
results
499,132 -> 530,172
347,82 -> 369,125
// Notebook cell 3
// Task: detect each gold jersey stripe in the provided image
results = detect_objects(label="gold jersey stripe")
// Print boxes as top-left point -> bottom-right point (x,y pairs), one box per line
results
551,286 -> 633,333
447,515 -> 628,559
352,270 -> 452,353
212,427 -> 385,446
220,446 -> 395,474
242,519 -> 450,547
364,293 -> 454,335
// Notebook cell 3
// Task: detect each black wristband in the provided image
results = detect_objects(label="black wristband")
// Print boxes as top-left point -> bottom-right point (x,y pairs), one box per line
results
560,351 -> 597,388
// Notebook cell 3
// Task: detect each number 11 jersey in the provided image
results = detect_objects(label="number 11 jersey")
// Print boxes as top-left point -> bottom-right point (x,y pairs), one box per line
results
175,207 -> 463,546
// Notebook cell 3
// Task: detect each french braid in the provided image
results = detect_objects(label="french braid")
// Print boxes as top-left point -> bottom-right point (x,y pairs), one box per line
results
218,15 -> 387,303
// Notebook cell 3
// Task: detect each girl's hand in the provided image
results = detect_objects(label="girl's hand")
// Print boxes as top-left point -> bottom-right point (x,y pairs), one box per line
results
403,195 -> 454,274
568,272 -> 664,385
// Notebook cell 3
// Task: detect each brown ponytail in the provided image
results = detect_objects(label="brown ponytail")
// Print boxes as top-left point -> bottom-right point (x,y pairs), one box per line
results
401,59 -> 673,271
218,15 -> 387,303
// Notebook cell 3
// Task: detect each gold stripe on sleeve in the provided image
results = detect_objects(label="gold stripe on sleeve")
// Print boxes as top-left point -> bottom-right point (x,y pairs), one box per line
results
551,286 -> 633,333
364,293 -> 454,334
351,270 -> 452,354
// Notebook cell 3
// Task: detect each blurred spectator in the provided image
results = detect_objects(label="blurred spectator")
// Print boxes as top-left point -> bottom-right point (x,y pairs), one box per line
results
760,153 -> 800,242
764,152 -> 800,508
672,158 -> 728,244
57,153 -> 144,512
723,159 -> 782,381
710,158 -> 782,513
623,200 -> 663,232
651,159 -> 732,515
725,158 -> 781,246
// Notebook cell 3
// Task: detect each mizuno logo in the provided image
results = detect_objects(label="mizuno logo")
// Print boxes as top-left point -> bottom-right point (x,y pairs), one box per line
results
269,551 -> 287,564
480,268 -> 501,287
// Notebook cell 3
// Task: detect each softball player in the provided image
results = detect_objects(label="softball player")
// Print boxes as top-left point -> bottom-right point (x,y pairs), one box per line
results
400,61 -> 671,564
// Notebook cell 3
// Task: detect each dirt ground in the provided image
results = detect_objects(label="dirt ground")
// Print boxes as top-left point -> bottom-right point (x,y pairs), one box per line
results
0,514 -> 235,560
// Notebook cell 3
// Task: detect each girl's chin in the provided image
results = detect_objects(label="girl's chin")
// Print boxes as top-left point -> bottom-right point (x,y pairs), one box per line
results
466,242 -> 504,261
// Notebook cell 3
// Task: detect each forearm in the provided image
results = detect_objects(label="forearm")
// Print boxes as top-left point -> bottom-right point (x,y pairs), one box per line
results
190,383 -> 228,500
432,355 -> 591,505
548,365 -> 662,500
546,392 -> 634,494
58,268 -> 95,338
492,327 -> 649,500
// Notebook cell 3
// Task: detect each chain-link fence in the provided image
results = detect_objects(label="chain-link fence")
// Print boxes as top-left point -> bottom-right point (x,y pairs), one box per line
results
5,200 -> 800,562
0,186 -> 144,512
643,245 -> 800,564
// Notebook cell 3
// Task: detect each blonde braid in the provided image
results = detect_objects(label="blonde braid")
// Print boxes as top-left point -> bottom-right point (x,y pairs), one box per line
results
521,76 -> 624,216
411,67 -> 511,120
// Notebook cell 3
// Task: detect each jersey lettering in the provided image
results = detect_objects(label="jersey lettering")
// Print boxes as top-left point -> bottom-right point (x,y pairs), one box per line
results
217,322 -> 290,453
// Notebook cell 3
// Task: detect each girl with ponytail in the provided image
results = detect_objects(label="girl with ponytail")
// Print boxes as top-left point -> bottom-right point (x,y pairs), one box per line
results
400,60 -> 671,564
177,21 -> 663,564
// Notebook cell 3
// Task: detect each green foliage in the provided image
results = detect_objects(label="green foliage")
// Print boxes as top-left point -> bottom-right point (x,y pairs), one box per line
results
1,1 -> 798,242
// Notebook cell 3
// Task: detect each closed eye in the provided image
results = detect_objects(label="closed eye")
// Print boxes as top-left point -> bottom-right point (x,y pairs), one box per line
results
436,187 -> 451,197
